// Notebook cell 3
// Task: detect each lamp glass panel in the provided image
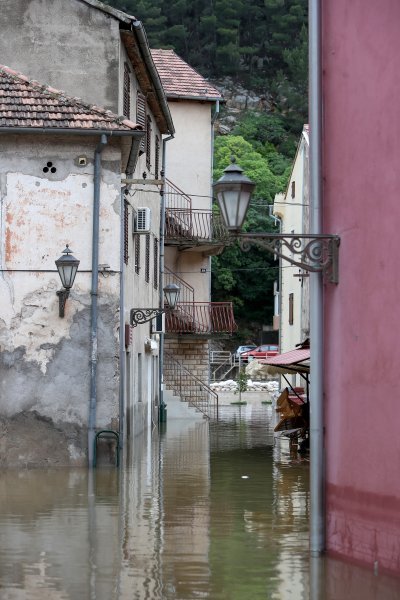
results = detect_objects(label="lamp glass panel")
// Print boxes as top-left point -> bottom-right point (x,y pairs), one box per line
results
217,187 -> 250,230
164,287 -> 180,309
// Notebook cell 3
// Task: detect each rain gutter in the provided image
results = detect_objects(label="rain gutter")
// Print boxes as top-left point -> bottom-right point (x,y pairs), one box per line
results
0,127 -> 143,138
309,0 -> 325,554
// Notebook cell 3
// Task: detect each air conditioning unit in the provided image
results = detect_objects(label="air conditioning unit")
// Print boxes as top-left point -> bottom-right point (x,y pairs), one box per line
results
134,207 -> 151,233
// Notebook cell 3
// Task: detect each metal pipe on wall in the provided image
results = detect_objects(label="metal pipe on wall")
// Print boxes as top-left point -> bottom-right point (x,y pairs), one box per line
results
88,134 -> 108,469
309,0 -> 325,553
158,134 -> 174,422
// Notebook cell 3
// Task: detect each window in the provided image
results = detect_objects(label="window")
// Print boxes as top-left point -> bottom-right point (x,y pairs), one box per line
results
155,135 -> 160,180
289,293 -> 294,325
291,181 -> 296,199
123,63 -> 131,119
124,201 -> 129,265
145,233 -> 150,283
153,237 -> 158,289
146,116 -> 152,170
134,233 -> 140,274
136,91 -> 146,154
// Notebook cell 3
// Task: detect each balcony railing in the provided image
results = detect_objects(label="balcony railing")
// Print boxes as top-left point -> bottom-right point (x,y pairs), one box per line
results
164,179 -> 230,245
165,302 -> 237,335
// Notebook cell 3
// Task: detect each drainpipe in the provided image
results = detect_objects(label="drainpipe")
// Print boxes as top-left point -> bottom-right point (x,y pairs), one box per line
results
119,187 -> 126,449
208,99 -> 220,378
88,134 -> 108,469
159,134 -> 174,422
309,0 -> 325,554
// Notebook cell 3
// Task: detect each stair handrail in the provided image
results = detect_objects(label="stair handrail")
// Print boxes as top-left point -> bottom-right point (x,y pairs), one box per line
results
164,352 -> 219,420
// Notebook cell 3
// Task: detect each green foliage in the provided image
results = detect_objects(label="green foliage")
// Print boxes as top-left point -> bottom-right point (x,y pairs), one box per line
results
235,368 -> 249,394
212,136 -> 282,328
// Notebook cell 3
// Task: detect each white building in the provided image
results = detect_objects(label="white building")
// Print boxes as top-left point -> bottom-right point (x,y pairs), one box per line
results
273,125 -> 310,384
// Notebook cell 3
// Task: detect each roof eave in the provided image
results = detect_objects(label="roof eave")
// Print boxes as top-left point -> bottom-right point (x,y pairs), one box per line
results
167,93 -> 223,102
79,0 -> 134,24
121,25 -> 175,136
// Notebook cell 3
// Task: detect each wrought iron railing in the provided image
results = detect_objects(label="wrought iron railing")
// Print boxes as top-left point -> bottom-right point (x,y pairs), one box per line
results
164,352 -> 219,420
164,179 -> 230,244
166,302 -> 237,335
164,267 -> 194,305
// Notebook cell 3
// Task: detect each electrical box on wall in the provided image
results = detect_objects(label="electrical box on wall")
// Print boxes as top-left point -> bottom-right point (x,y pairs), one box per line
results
134,207 -> 151,232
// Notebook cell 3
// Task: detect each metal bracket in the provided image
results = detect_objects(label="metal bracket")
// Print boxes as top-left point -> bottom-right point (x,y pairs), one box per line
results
56,289 -> 70,317
237,233 -> 340,284
130,308 -> 166,328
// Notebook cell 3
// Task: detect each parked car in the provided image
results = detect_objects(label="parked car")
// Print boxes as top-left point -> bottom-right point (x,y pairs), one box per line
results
241,344 -> 279,362
233,345 -> 257,361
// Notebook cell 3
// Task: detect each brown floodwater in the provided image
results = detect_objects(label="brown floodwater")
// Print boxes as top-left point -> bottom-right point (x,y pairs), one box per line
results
0,404 -> 399,599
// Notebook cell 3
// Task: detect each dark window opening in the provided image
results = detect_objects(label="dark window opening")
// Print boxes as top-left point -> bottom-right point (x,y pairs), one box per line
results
153,237 -> 158,290
289,293 -> 294,325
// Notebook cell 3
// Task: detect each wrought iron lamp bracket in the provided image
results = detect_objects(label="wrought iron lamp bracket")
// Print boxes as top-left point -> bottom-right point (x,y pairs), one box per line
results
56,289 -> 70,318
237,233 -> 340,284
130,308 -> 166,328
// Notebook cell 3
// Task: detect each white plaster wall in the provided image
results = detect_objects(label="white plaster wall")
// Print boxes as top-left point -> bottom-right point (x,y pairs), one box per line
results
164,101 -> 215,307
0,135 -> 123,464
274,136 -> 307,357
166,102 -> 213,209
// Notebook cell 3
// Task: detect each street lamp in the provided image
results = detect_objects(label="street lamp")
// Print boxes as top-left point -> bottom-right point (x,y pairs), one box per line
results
55,245 -> 80,317
213,158 -> 340,283
130,283 -> 181,327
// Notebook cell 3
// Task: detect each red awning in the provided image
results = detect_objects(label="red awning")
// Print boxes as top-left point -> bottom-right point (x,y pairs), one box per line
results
260,348 -> 310,375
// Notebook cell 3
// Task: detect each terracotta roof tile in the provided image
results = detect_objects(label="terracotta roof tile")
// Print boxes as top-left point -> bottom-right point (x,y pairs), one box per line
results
0,65 -> 141,131
150,49 -> 222,101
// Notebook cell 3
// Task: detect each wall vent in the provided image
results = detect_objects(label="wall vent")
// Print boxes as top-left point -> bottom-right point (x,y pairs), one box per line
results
134,207 -> 151,233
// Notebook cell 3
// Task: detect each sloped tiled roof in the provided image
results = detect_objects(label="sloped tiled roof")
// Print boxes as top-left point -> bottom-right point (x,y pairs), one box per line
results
150,49 -> 222,101
0,65 -> 141,132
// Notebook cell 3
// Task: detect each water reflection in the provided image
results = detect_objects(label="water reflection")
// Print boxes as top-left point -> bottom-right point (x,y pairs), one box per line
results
0,406 -> 399,599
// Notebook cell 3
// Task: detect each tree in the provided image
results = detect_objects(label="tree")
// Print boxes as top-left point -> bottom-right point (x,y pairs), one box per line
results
212,136 -> 283,333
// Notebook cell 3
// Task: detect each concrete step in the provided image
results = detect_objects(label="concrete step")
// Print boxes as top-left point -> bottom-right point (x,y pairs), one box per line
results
164,389 -> 205,420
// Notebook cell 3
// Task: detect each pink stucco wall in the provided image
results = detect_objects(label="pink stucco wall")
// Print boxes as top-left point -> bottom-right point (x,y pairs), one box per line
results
323,0 -> 400,575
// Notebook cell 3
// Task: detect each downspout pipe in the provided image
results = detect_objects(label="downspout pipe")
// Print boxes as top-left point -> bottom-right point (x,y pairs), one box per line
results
159,134 -> 174,422
88,133 -> 108,469
309,0 -> 325,554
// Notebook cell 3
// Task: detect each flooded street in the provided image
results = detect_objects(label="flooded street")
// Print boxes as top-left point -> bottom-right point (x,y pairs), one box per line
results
0,404 -> 399,599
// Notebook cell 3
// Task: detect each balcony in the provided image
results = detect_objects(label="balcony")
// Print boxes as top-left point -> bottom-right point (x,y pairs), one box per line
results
164,179 -> 230,254
165,302 -> 237,337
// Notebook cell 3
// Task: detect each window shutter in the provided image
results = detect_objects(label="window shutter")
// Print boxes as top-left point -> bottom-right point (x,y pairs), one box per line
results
155,135 -> 160,180
124,201 -> 129,265
145,233 -> 150,283
146,116 -> 152,170
123,64 -> 131,119
134,233 -> 140,274
153,237 -> 158,290
136,91 -> 146,154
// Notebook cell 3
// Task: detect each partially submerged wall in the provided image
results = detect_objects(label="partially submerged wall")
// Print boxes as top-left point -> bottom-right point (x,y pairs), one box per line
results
0,135 -> 122,466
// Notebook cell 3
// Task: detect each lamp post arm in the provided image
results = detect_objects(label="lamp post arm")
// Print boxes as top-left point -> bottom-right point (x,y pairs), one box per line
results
130,308 -> 166,328
236,233 -> 340,284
